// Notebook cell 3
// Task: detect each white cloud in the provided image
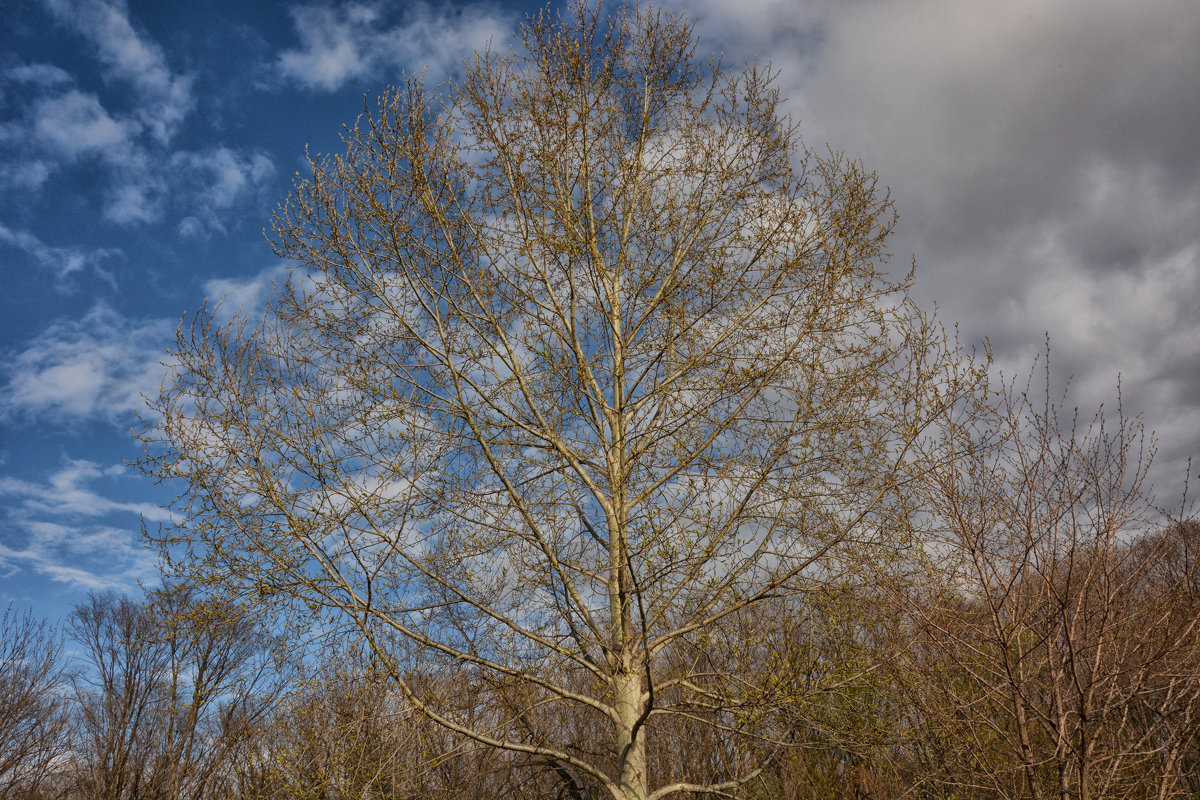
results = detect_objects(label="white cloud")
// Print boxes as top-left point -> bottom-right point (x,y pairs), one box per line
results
4,62 -> 73,87
277,1 -> 515,92
279,3 -> 372,91
12,84 -> 272,226
1,4 -> 272,233
168,147 -> 277,235
38,0 -> 194,143
203,263 -> 294,324
0,304 -> 173,423
32,90 -> 137,162
0,460 -> 172,523
2,160 -> 55,190
177,216 -> 206,239
0,222 -> 120,281
11,86 -> 165,222
195,148 -> 275,209
0,460 -> 165,591
0,535 -> 143,592
3,1 -> 206,226
103,177 -> 164,225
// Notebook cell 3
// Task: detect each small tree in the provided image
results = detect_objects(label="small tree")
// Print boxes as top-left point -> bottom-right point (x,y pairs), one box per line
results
69,593 -> 167,800
67,590 -> 280,800
144,4 -> 978,798
0,605 -> 70,799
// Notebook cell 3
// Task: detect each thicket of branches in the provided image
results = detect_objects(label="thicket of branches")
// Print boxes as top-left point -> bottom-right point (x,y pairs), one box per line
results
5,381 -> 1200,800
2,586 -> 282,800
6,368 -> 1199,800
4,483 -> 1198,800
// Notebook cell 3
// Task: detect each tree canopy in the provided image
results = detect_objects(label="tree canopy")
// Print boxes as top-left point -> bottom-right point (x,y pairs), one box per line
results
143,4 -> 980,798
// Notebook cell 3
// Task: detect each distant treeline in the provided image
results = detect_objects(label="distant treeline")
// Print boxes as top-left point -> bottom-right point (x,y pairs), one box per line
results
5,519 -> 1200,800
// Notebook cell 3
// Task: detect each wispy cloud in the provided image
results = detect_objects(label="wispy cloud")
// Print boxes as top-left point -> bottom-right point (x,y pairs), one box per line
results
0,460 -> 172,523
0,223 -> 120,282
2,1 -> 269,229
181,148 -> 276,210
3,60 -> 74,87
0,460 -> 165,591
277,1 -> 515,92
0,159 -> 55,190
3,80 -> 273,227
38,0 -> 195,143
172,147 -> 277,237
22,87 -> 166,223
0,304 -> 173,424
102,177 -> 164,225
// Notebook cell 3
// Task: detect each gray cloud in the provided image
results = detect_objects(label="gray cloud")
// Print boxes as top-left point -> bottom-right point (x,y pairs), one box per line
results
687,0 -> 1200,496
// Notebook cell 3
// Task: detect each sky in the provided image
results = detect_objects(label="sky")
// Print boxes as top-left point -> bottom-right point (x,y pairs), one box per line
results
2,0 -> 1198,625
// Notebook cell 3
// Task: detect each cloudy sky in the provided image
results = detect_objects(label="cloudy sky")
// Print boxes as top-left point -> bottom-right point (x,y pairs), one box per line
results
2,0 -> 1197,623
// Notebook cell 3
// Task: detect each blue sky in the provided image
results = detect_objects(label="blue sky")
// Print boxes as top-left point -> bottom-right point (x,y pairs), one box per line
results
3,0 -> 1199,625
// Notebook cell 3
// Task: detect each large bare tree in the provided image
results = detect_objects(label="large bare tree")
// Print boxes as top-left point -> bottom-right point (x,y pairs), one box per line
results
143,4 -> 978,798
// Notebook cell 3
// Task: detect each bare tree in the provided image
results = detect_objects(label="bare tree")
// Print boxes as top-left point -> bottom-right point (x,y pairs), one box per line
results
0,605 -> 70,799
261,656 -> 409,800
902,370 -> 1200,800
68,592 -> 167,800
258,646 -> 492,800
144,585 -> 284,800
67,589 -> 280,800
142,4 -> 980,798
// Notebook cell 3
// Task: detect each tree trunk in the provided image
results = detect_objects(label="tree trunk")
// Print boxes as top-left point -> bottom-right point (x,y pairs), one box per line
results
615,670 -> 648,800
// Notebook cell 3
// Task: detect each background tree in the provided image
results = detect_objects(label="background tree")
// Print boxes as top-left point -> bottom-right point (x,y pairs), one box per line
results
143,4 -> 980,799
0,605 -> 71,800
144,585 -> 283,800
255,645 -> 529,800
899,370 -> 1200,800
67,589 -> 280,800
68,592 -> 167,800
260,654 -> 415,800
